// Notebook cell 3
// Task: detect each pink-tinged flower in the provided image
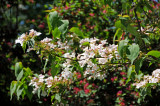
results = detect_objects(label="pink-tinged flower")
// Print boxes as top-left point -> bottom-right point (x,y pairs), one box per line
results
79,80 -> 83,85
76,72 -> 81,79
84,89 -> 90,94
87,99 -> 94,104
120,102 -> 125,106
89,13 -> 94,17
43,98 -> 47,101
7,4 -> 11,8
92,83 -> 96,87
65,6 -> 70,10
117,90 -> 122,97
149,10 -> 152,13
28,0 -> 34,3
26,19 -> 30,23
84,83 -> 89,89
111,76 -> 117,82
103,10 -> 106,14
136,92 -> 139,97
73,87 -> 81,94
32,19 -> 35,23
122,77 -> 126,80
38,23 -> 45,29
120,72 -> 126,76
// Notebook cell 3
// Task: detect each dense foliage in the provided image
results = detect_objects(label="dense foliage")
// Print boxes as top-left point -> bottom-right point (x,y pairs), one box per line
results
1,0 -> 160,105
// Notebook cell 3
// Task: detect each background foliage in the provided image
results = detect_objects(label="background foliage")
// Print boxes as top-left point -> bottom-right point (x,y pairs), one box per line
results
0,0 -> 160,105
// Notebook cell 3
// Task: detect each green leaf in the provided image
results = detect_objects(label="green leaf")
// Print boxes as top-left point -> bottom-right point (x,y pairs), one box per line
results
127,44 -> 140,65
58,20 -> 69,34
49,11 -> 59,30
118,40 -> 128,59
115,20 -> 125,29
43,59 -> 48,73
51,58 -> 60,77
51,95 -> 55,102
82,42 -> 90,46
47,15 -> 52,34
127,66 -> 133,79
126,25 -> 140,38
70,27 -> 84,38
48,11 -> 69,36
52,27 -> 61,39
17,69 -> 24,81
113,28 -> 122,44
38,88 -> 41,99
15,62 -> 23,78
55,93 -> 61,102
136,73 -> 143,80
24,85 -> 33,101
147,50 -> 160,58
16,85 -> 24,100
22,42 -> 27,52
135,57 -> 145,74
10,81 -> 17,100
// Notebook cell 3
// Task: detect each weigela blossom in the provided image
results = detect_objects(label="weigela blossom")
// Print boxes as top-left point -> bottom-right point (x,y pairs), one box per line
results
15,29 -> 41,46
133,69 -> 160,89
15,33 -> 26,46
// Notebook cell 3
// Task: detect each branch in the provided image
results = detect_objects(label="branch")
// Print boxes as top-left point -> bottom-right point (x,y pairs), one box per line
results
134,8 -> 141,32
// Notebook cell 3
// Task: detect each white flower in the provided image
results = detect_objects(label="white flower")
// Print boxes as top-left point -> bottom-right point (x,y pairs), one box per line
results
101,40 -> 108,45
39,74 -> 45,83
61,69 -> 73,79
135,80 -> 147,89
41,37 -> 52,43
98,58 -> 108,64
95,73 -> 106,80
45,76 -> 53,88
29,29 -> 41,36
149,77 -> 159,83
15,33 -> 26,46
80,38 -> 89,44
152,69 -> 160,78
41,91 -> 47,97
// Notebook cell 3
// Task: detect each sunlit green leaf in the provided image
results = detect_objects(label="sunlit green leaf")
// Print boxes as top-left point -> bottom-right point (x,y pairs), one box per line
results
147,50 -> 160,58
15,62 -> 23,78
70,27 -> 84,38
17,69 -> 23,81
127,44 -> 140,64
10,81 -> 17,100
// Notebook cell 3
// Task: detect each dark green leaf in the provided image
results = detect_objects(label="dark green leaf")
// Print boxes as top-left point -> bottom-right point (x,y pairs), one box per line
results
51,58 -> 60,77
135,57 -> 145,74
127,25 -> 140,38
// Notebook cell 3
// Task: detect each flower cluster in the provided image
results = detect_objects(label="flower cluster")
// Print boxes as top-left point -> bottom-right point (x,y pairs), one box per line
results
133,69 -> 160,89
78,37 -> 120,80
15,29 -> 41,46
29,74 -> 72,95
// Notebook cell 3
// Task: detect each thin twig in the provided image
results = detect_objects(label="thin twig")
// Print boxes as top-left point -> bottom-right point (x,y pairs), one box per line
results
134,8 -> 141,32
